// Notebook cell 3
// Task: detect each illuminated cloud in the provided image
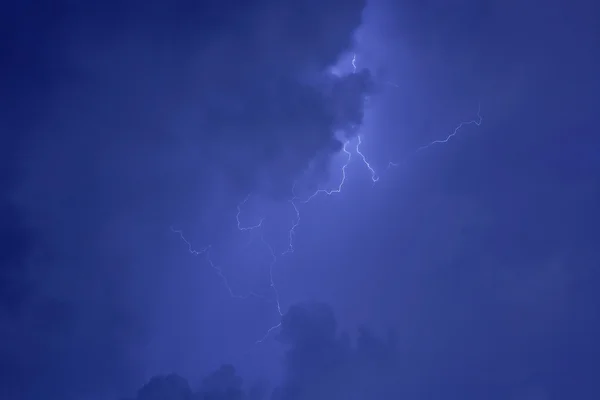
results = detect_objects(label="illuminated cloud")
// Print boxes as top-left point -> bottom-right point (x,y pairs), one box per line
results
1,0 -> 373,398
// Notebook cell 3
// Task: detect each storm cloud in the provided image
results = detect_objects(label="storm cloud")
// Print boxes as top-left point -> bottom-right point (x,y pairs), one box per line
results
1,1 -> 371,398
3,0 -> 599,398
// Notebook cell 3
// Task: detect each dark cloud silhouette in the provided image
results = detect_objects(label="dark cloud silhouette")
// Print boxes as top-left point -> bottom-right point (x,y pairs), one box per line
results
128,363 -> 249,400
197,364 -> 243,400
137,374 -> 192,400
273,302 -> 404,400
1,1 -> 371,399
127,303 -> 403,400
3,0 -> 372,197
126,298 -> 599,400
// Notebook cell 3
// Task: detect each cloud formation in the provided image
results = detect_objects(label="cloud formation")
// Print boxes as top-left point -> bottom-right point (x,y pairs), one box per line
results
127,299 -> 595,400
0,1 -> 371,399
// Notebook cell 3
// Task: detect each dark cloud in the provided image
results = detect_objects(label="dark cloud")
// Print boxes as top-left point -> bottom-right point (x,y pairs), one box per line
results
137,374 -> 192,400
4,0 -> 372,196
128,300 -> 599,400
1,1 -> 371,398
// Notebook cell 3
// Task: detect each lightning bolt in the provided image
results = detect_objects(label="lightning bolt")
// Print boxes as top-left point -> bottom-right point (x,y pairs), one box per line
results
301,141 -> 352,203
236,194 -> 264,231
170,227 -> 264,300
387,103 -> 483,169
171,227 -> 210,256
172,194 -> 285,345
356,135 -> 379,183
246,141 -> 355,343
281,197 -> 300,255
254,236 -> 283,344
172,52 -> 483,349
280,141 -> 352,257
171,194 -> 269,303
256,139 -> 364,341
416,103 -> 483,152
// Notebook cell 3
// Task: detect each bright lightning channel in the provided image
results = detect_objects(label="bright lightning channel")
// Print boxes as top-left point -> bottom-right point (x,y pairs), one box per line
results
170,226 -> 265,300
254,236 -> 283,344
281,141 -> 352,256
282,134 -> 379,257
281,197 -> 299,256
237,194 -> 264,231
171,194 -> 267,301
301,141 -> 352,203
416,102 -> 483,152
173,51 -> 483,348
356,135 -> 379,183
387,103 -> 483,169
172,194 -> 284,345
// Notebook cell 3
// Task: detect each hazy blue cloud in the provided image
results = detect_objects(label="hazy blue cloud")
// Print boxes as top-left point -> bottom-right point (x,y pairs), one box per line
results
1,1 -> 370,398
2,0 -> 599,399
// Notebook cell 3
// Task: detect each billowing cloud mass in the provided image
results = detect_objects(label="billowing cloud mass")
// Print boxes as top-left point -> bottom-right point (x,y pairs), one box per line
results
5,0 -> 597,398
124,302 -> 563,400
1,1 -> 371,399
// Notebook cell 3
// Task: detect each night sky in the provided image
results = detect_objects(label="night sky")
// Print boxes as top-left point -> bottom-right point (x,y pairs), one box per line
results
1,0 -> 599,399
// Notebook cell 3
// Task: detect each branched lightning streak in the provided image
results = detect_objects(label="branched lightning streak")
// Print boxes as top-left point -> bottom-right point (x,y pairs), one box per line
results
301,141 -> 352,203
173,194 -> 284,345
387,103 -> 483,169
254,140 -> 358,341
282,197 -> 300,255
172,52 -> 483,349
254,236 -> 283,344
170,227 -> 265,300
356,135 -> 379,183
236,194 -> 264,231
171,227 -> 211,256
416,103 -> 482,152
171,194 -> 267,301
280,141 -> 352,256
